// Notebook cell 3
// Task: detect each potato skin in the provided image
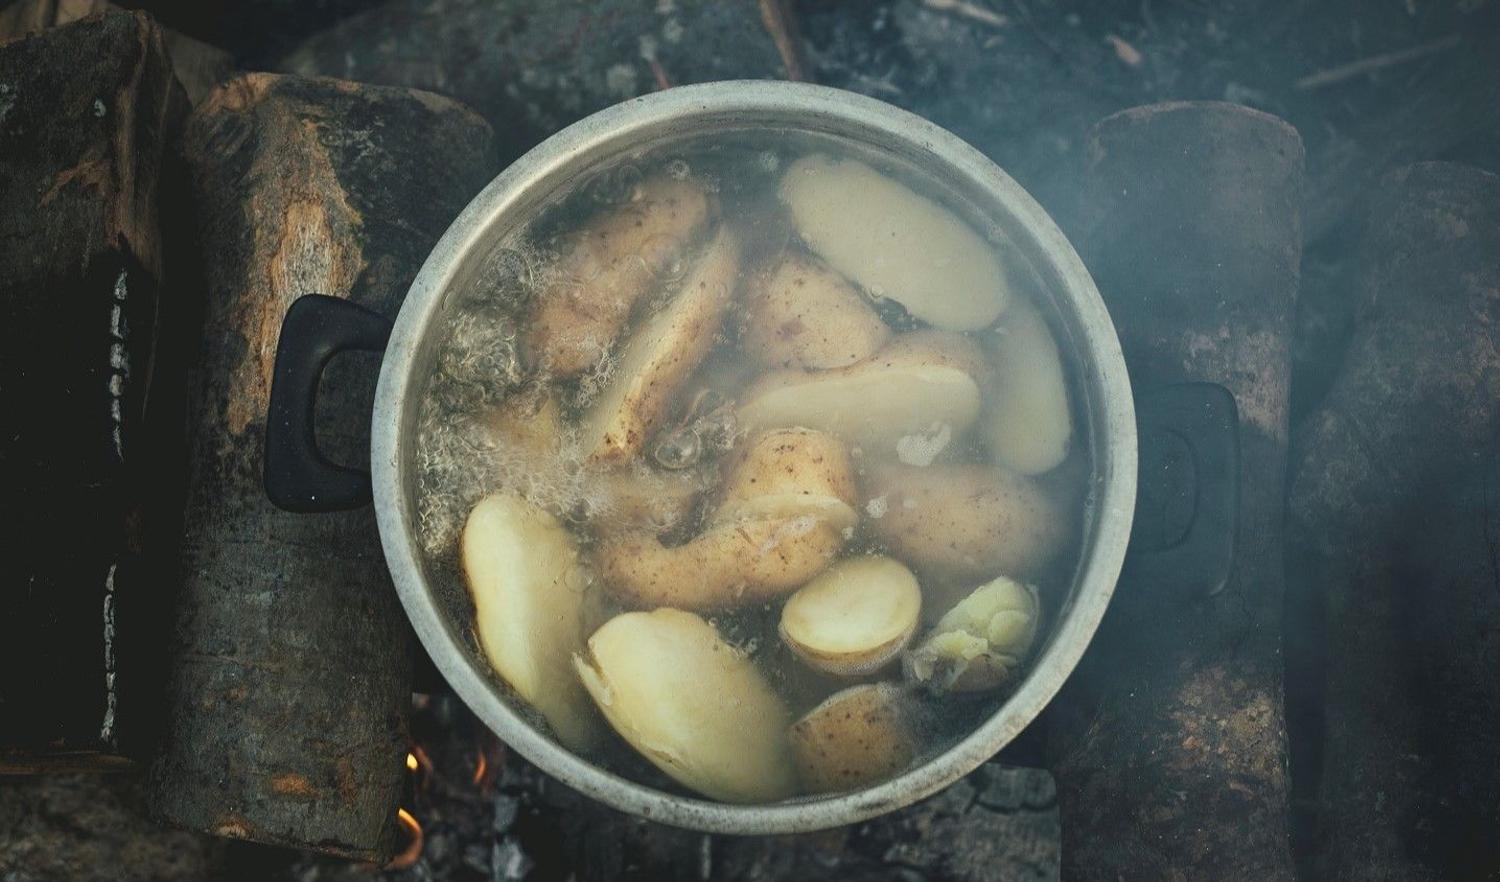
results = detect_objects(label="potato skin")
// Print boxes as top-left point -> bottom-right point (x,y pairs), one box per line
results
741,251 -> 890,369
788,683 -> 916,793
865,462 -> 1067,582
525,174 -> 711,376
715,427 -> 858,526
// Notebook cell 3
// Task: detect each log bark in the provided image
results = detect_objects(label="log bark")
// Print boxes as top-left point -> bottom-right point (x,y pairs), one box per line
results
143,73 -> 496,861
1045,101 -> 1304,881
0,9 -> 190,772
0,0 -> 234,104
1286,161 -> 1500,881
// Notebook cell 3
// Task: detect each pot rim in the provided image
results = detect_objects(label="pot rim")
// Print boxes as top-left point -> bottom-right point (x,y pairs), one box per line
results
372,80 -> 1136,835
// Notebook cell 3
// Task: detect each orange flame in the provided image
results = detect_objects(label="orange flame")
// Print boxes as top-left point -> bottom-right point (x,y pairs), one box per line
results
386,808 -> 424,870
406,752 -> 419,772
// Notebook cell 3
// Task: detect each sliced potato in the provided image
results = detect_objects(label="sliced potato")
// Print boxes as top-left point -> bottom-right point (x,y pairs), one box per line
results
906,576 -> 1040,692
779,154 -> 1008,331
596,516 -> 843,610
737,331 -> 984,451
779,556 -> 922,676
981,299 -> 1072,475
574,609 -> 797,802
741,251 -> 890,369
714,428 -> 859,530
788,683 -> 916,793
581,228 -> 741,463
461,493 -> 599,751
526,174 -> 711,376
865,463 -> 1067,582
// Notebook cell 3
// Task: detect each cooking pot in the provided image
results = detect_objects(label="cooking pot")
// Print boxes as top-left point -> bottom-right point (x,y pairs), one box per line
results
261,81 -> 1237,834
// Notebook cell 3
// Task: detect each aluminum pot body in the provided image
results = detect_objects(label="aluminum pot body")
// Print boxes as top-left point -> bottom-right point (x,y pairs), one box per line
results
369,81 -> 1137,834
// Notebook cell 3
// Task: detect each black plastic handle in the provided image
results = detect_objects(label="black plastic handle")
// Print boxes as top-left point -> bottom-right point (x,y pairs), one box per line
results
264,294 -> 392,513
1123,382 -> 1240,597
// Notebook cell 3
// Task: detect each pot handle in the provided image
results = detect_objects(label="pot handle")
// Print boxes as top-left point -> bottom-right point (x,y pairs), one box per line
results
264,294 -> 392,513
1123,382 -> 1240,596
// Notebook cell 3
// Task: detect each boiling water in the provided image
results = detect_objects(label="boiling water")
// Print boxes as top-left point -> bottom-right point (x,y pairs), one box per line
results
412,129 -> 1092,802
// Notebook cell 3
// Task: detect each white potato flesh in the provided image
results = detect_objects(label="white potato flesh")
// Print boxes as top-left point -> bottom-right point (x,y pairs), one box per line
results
779,556 -> 922,676
981,299 -> 1073,475
581,228 -> 741,463
461,493 -> 600,751
736,332 -> 983,451
741,251 -> 891,369
779,154 -> 1008,331
906,575 -> 1041,693
788,683 -> 916,793
573,609 -> 798,803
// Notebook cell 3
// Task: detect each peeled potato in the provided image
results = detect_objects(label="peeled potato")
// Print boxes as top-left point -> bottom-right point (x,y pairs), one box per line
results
865,463 -> 1067,582
906,576 -> 1040,692
741,251 -> 890,369
714,428 -> 859,530
981,299 -> 1072,475
779,154 -> 1008,331
788,683 -> 917,793
461,493 -> 599,751
780,556 -> 922,676
737,331 -> 984,451
526,174 -> 711,375
581,228 -> 741,463
574,609 -> 797,802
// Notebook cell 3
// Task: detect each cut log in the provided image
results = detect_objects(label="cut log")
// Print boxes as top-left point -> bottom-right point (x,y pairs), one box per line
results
1046,101 -> 1304,881
0,0 -> 234,104
1286,162 -> 1500,881
143,73 -> 496,861
0,10 -> 190,773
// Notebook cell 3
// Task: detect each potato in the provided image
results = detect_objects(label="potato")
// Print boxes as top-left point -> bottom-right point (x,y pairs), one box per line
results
581,228 -> 741,463
714,428 -> 859,530
788,683 -> 916,793
779,154 -> 1008,331
573,609 -> 797,803
741,251 -> 890,369
905,576 -> 1040,692
591,463 -> 707,534
479,387 -> 565,458
779,556 -> 922,676
526,174 -> 711,375
736,331 -> 985,452
597,516 -> 843,611
981,299 -> 1073,475
865,463 -> 1067,582
461,493 -> 600,751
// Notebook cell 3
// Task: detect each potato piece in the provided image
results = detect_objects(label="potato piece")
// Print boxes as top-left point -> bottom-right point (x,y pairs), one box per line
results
714,428 -> 859,530
596,516 -> 843,611
591,463 -> 707,533
779,154 -> 1008,331
741,251 -> 890,369
478,387 -> 564,457
981,300 -> 1073,475
779,556 -> 922,676
574,609 -> 797,802
865,463 -> 1067,582
737,331 -> 984,452
461,493 -> 600,751
526,174 -> 711,375
788,683 -> 917,793
906,576 -> 1040,692
581,228 -> 741,463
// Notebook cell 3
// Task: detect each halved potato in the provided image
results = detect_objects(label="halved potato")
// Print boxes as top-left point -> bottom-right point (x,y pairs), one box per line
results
736,331 -> 984,452
461,493 -> 599,751
573,609 -> 797,803
581,228 -> 741,463
906,576 -> 1041,692
788,683 -> 916,793
525,173 -> 711,376
779,556 -> 922,676
981,299 -> 1072,475
741,251 -> 890,369
865,462 -> 1067,582
779,154 -> 1008,331
714,428 -> 859,530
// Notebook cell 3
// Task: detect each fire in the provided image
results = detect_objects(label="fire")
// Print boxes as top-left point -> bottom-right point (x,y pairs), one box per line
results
386,808 -> 424,871
406,752 -> 418,772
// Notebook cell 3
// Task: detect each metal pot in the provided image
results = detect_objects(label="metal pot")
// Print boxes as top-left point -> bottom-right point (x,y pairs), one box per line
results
263,81 -> 1237,834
